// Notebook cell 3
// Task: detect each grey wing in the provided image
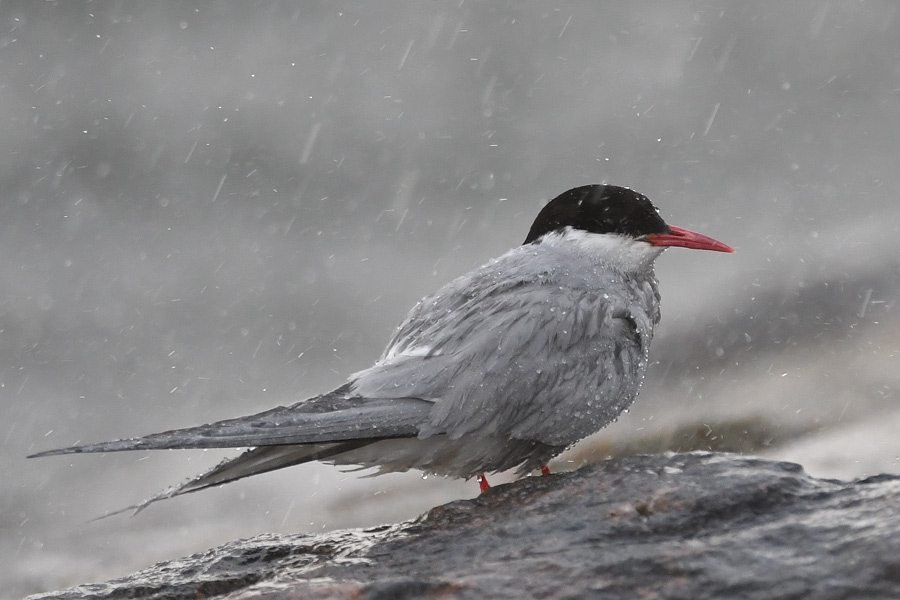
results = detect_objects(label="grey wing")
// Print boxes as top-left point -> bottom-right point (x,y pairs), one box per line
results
28,385 -> 432,457
30,385 -> 434,516
352,276 -> 653,448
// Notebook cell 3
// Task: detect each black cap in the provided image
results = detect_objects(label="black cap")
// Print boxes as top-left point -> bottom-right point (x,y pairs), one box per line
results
524,185 -> 670,244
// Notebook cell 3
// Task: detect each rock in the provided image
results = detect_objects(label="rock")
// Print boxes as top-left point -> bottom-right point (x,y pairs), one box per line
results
28,453 -> 900,600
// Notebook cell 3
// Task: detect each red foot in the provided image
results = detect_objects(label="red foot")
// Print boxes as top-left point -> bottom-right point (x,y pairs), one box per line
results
477,473 -> 490,493
540,465 -> 551,476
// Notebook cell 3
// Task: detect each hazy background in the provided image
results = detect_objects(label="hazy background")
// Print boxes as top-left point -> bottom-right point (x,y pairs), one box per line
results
3,1 -> 899,596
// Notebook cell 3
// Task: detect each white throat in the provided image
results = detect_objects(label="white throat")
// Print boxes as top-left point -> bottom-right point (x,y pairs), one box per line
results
539,227 -> 665,273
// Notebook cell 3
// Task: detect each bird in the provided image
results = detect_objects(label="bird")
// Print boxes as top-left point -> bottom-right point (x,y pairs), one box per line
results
29,184 -> 733,513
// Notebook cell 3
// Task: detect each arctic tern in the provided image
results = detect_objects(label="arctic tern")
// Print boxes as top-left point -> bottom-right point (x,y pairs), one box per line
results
29,184 -> 733,511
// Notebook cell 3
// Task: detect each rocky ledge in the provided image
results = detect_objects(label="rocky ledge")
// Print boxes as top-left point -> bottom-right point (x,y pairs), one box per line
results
29,452 -> 900,600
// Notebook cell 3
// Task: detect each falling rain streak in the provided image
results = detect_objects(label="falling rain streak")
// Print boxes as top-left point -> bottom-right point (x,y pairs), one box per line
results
300,123 -> 323,165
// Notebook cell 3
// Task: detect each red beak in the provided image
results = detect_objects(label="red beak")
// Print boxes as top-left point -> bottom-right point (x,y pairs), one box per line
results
644,225 -> 734,253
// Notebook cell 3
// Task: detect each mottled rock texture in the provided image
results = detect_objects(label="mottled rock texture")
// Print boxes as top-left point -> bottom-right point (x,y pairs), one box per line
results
29,452 -> 900,600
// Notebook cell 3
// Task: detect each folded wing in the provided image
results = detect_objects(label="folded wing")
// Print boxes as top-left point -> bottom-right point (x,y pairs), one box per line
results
28,385 -> 432,457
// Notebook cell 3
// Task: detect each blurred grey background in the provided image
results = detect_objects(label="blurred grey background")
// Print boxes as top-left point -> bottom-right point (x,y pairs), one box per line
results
3,1 -> 899,596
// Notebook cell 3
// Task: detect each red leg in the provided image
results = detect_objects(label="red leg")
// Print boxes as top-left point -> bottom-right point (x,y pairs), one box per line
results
540,464 -> 551,476
477,473 -> 490,493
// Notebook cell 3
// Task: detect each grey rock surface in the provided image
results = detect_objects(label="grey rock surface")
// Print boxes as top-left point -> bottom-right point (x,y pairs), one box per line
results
28,453 -> 900,600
